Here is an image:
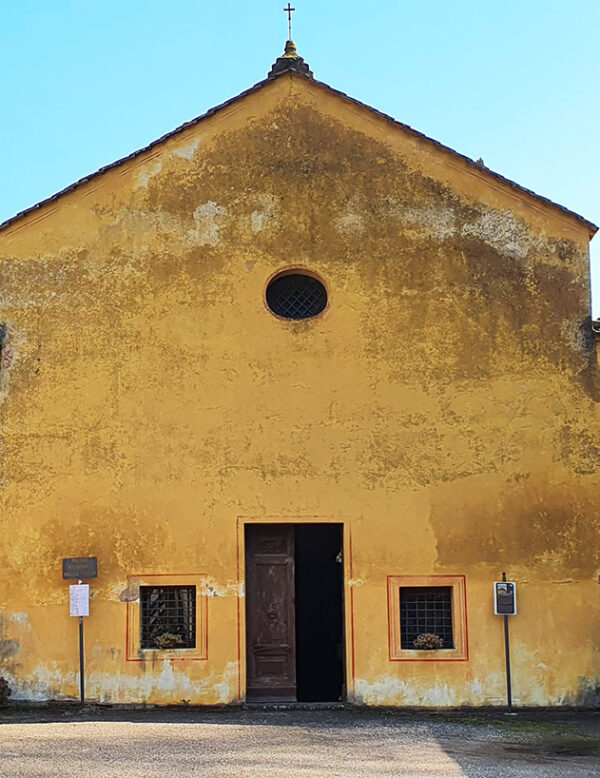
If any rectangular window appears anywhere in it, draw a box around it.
[387,575,468,661]
[400,586,454,649]
[140,585,196,650]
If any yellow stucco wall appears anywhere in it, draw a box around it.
[0,72,598,706]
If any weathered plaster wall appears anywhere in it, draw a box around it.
[0,73,598,706]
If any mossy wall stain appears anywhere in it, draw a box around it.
[0,74,598,706]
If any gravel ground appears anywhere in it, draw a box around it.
[0,707,598,777]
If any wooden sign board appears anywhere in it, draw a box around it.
[62,557,98,580]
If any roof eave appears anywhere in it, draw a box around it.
[306,74,598,238]
[0,69,596,238]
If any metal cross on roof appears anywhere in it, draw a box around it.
[283,3,295,40]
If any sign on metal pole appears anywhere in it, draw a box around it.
[63,557,98,581]
[494,581,517,615]
[69,584,90,617]
[495,573,516,712]
[63,558,97,707]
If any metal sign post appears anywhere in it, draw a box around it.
[494,572,517,712]
[503,597,512,712]
[72,582,88,706]
[79,614,84,705]
[64,558,97,707]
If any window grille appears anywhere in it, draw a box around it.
[266,273,327,319]
[140,585,196,649]
[400,586,453,649]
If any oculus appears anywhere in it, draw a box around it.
[266,272,327,320]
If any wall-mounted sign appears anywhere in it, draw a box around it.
[70,584,90,617]
[62,557,97,580]
[494,581,517,615]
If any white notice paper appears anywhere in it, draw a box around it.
[70,584,90,617]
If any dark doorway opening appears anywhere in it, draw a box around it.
[295,524,344,702]
[245,523,344,703]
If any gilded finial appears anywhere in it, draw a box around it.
[283,40,298,59]
[267,7,313,80]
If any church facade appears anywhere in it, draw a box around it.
[0,43,598,707]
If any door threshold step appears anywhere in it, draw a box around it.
[242,702,347,711]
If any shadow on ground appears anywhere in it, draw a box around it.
[0,706,598,777]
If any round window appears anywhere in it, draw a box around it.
[266,273,327,320]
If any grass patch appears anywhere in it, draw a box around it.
[459,717,600,758]
[505,736,600,758]
[458,716,560,733]
[548,737,600,757]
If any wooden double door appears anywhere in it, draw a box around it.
[245,523,344,702]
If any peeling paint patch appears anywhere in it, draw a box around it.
[119,581,140,602]
[157,657,176,691]
[392,200,456,240]
[200,577,244,598]
[10,612,30,628]
[250,194,277,233]
[0,639,19,660]
[250,212,266,232]
[85,664,235,705]
[335,213,364,235]
[188,201,228,246]
[212,661,239,704]
[173,138,201,160]
[354,675,503,707]
[136,160,163,189]
[560,319,589,355]
[8,665,76,702]
[335,196,365,236]
[460,209,530,259]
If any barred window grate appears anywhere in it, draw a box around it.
[140,585,196,649]
[400,586,453,649]
[266,273,327,319]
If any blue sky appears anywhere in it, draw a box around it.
[1,1,599,314]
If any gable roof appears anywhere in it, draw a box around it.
[1,49,597,237]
